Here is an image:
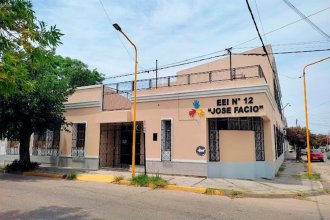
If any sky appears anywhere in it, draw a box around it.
[31,0,330,134]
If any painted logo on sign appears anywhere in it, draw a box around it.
[189,100,205,117]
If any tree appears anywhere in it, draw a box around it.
[0,0,62,96]
[51,55,104,87]
[0,51,104,166]
[0,0,104,168]
[286,127,307,149]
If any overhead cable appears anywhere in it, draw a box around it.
[283,0,330,41]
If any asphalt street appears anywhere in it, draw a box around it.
[1,174,330,220]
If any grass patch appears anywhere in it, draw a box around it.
[295,192,306,200]
[113,175,124,183]
[204,188,223,195]
[300,173,320,180]
[66,173,77,180]
[130,174,168,188]
[278,166,285,172]
[222,190,243,198]
[324,189,330,195]
[292,173,321,181]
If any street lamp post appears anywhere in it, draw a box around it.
[302,56,330,176]
[113,23,138,177]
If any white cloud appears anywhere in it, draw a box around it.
[31,0,330,133]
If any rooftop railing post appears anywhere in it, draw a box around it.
[116,83,119,93]
[209,71,212,82]
[102,84,105,111]
[132,81,134,91]
[168,77,170,87]
[149,79,152,89]
[233,68,236,80]
[187,74,191,85]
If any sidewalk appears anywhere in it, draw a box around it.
[22,153,327,198]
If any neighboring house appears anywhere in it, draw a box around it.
[0,45,287,179]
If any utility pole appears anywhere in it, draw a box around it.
[226,47,233,80]
[296,119,298,127]
[156,59,158,88]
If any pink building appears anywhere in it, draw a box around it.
[0,46,287,179]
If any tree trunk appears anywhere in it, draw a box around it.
[19,131,32,165]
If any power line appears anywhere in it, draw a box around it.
[254,0,267,44]
[234,40,330,49]
[98,0,134,61]
[233,6,330,48]
[233,48,330,56]
[98,0,153,77]
[283,0,330,41]
[104,6,330,80]
[245,0,276,75]
[105,53,229,79]
[105,48,330,79]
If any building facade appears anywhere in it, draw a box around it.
[0,46,287,179]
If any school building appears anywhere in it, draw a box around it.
[0,46,288,179]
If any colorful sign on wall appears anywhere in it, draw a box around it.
[189,100,205,117]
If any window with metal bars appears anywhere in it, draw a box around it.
[33,129,60,156]
[208,117,265,162]
[72,123,86,158]
[161,120,172,161]
[274,125,284,158]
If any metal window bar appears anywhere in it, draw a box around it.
[161,120,172,161]
[208,117,265,162]
[6,140,19,155]
[32,129,60,156]
[72,123,85,158]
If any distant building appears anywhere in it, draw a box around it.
[0,46,286,179]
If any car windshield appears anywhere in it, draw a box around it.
[311,149,321,153]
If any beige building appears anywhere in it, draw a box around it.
[0,46,287,179]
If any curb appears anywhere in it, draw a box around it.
[23,172,65,179]
[76,174,116,183]
[20,172,328,198]
[164,185,209,194]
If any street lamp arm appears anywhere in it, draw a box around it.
[118,30,137,55]
[302,55,330,176]
[303,56,330,76]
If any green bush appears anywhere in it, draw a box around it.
[130,174,168,188]
[149,175,168,188]
[66,173,77,180]
[131,174,150,186]
[5,160,40,172]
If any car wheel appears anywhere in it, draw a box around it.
[321,159,324,162]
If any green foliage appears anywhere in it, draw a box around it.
[130,174,168,188]
[0,1,104,165]
[204,188,223,195]
[0,0,63,95]
[131,174,150,186]
[5,159,40,172]
[66,173,77,180]
[292,173,321,181]
[114,175,124,182]
[50,55,104,88]
[148,175,168,188]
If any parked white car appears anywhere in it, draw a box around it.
[301,148,307,155]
